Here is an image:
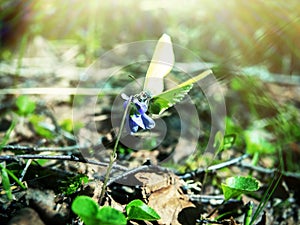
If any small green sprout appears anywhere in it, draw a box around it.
[72,195,126,225]
[29,114,55,139]
[244,201,254,225]
[213,131,236,154]
[71,196,160,225]
[15,96,36,116]
[0,163,27,200]
[0,163,13,200]
[219,176,260,225]
[15,96,55,139]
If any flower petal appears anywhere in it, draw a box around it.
[136,102,148,114]
[131,114,145,129]
[128,117,139,133]
[122,93,155,133]
[141,114,155,129]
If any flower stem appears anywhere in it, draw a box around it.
[99,96,132,204]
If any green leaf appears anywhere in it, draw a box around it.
[71,196,127,225]
[149,69,212,115]
[97,206,127,225]
[72,196,99,225]
[213,131,236,153]
[126,199,160,221]
[59,118,73,132]
[149,83,193,115]
[225,117,243,146]
[15,96,36,116]
[0,164,13,200]
[29,114,55,139]
[223,134,236,150]
[4,167,27,190]
[221,176,260,201]
[213,131,224,154]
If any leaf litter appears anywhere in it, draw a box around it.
[0,36,300,225]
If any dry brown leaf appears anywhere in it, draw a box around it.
[148,185,196,225]
[134,171,196,225]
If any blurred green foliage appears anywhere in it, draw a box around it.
[1,0,300,73]
[29,114,55,139]
[15,96,36,116]
[1,0,300,171]
[59,174,88,195]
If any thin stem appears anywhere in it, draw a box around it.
[0,118,16,150]
[99,96,132,204]
[250,172,282,225]
[206,200,225,218]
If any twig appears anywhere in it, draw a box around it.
[196,218,225,224]
[178,154,250,180]
[206,200,225,218]
[107,154,250,186]
[189,194,224,203]
[240,162,275,174]
[241,162,300,179]
[207,154,249,171]
[19,159,32,182]
[2,144,81,152]
[0,154,128,171]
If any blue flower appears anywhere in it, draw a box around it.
[122,93,155,134]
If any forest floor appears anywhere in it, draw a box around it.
[1,36,300,225]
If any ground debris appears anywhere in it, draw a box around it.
[7,207,45,225]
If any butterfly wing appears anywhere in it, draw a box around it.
[143,34,174,96]
[149,69,213,115]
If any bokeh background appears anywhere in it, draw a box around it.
[1,0,300,170]
[1,0,300,74]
